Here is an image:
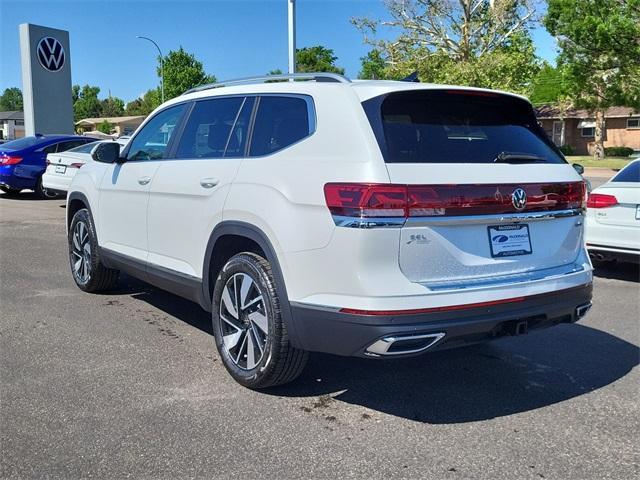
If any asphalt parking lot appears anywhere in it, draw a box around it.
[1,188,638,479]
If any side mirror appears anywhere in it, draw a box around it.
[92,142,121,164]
[572,163,584,175]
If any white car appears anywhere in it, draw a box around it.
[65,73,593,388]
[586,159,640,264]
[43,141,120,194]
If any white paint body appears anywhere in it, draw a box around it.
[67,80,593,311]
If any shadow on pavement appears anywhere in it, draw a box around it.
[112,273,638,424]
[593,261,639,283]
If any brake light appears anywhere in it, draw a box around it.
[69,163,83,169]
[587,193,618,208]
[324,182,586,219]
[0,155,23,165]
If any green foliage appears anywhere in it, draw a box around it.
[359,50,387,80]
[530,63,565,105]
[159,47,216,100]
[73,85,102,121]
[604,147,634,158]
[100,97,125,117]
[125,89,161,116]
[545,0,640,158]
[295,46,345,74]
[97,119,113,134]
[353,1,540,95]
[0,87,23,111]
[558,145,575,156]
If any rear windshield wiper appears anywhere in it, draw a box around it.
[494,152,545,163]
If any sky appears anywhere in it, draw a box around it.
[0,0,559,104]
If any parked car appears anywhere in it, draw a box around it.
[586,159,640,265]
[65,73,593,388]
[43,140,121,195]
[0,134,96,198]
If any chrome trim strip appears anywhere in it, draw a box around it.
[365,333,446,356]
[424,262,586,291]
[405,209,583,227]
[331,215,405,229]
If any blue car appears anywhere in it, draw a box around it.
[0,134,96,198]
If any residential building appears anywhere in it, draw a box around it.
[0,111,25,140]
[536,106,640,155]
[75,115,146,137]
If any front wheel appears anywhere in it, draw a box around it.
[212,252,308,389]
[68,208,119,292]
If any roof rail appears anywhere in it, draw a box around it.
[182,72,351,95]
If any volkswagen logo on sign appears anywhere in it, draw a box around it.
[511,188,527,211]
[37,37,65,72]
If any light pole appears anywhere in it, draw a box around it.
[288,0,296,74]
[136,36,164,104]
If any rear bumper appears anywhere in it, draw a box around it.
[587,244,640,263]
[289,283,593,357]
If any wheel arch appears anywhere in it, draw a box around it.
[67,191,92,232]
[202,221,302,348]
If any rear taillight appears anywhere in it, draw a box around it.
[324,182,586,220]
[587,193,618,208]
[0,155,23,165]
[69,163,83,169]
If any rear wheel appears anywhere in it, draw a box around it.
[212,252,308,389]
[35,176,59,199]
[0,186,21,196]
[68,208,119,292]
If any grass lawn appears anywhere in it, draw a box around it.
[565,156,634,170]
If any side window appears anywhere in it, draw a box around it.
[225,97,255,157]
[127,104,186,161]
[175,97,246,159]
[42,143,58,154]
[249,96,310,156]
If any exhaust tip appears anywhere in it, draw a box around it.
[365,332,445,357]
[576,302,592,319]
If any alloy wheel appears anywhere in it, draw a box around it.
[71,221,91,283]
[218,273,269,370]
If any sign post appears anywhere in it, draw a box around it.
[19,23,74,135]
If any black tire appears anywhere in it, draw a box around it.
[212,252,308,389]
[35,176,59,199]
[68,208,119,292]
[0,186,21,196]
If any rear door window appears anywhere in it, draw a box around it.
[365,90,565,164]
[176,97,248,159]
[249,96,311,156]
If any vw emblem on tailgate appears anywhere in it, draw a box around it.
[511,188,527,211]
[37,37,65,72]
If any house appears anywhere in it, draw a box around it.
[75,115,146,137]
[536,105,640,155]
[0,111,25,140]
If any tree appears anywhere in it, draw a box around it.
[0,87,23,111]
[97,119,113,134]
[160,47,216,100]
[73,85,102,121]
[100,97,125,117]
[529,63,565,105]
[125,89,161,116]
[295,46,345,74]
[545,0,640,159]
[352,0,540,94]
[359,49,387,79]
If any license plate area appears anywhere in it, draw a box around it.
[488,224,532,258]
[55,165,66,174]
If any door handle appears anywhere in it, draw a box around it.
[200,178,220,189]
[138,176,151,185]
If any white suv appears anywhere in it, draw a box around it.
[66,73,593,388]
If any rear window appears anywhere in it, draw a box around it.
[365,90,564,164]
[0,136,41,150]
[68,141,101,153]
[611,160,639,182]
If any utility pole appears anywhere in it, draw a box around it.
[288,0,296,74]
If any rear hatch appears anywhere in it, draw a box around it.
[363,89,586,289]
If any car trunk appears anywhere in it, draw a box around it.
[363,88,586,288]
[592,183,640,228]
